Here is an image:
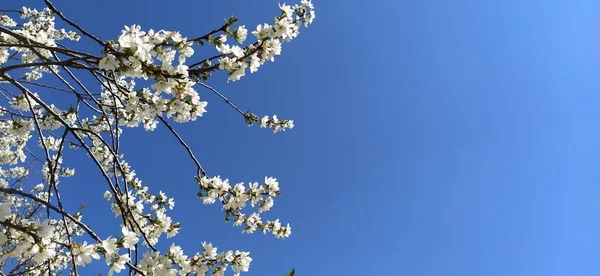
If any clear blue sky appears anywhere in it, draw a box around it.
[10,0,600,275]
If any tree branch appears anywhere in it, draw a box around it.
[43,0,106,47]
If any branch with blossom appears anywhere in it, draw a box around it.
[0,1,314,275]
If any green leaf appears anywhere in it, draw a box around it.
[286,268,296,276]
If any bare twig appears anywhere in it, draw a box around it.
[196,82,245,116]
[43,0,106,47]
[157,116,207,176]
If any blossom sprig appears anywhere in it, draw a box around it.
[259,115,294,133]
[196,175,292,239]
[101,158,181,246]
[244,112,294,133]
[209,0,316,82]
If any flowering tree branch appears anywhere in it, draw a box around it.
[0,1,315,275]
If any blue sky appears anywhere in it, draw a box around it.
[8,0,600,275]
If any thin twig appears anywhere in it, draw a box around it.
[157,115,207,176]
[196,82,245,116]
[43,0,106,47]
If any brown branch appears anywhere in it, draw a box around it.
[189,41,264,76]
[0,42,99,60]
[196,82,245,116]
[188,53,224,69]
[43,0,106,47]
[0,58,86,73]
[18,79,97,98]
[0,26,99,60]
[157,116,207,177]
[189,22,230,43]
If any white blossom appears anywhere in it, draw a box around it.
[108,254,130,276]
[235,25,248,43]
[121,226,139,249]
[101,237,119,257]
[202,241,218,259]
[73,241,100,267]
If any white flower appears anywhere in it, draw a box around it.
[265,177,279,196]
[101,237,118,257]
[235,25,248,43]
[108,254,130,276]
[232,251,252,275]
[180,44,194,57]
[104,191,112,200]
[118,24,143,49]
[166,226,179,238]
[301,0,315,9]
[249,54,261,73]
[260,116,269,127]
[228,63,247,82]
[217,34,227,44]
[24,69,43,81]
[266,39,282,60]
[33,245,56,264]
[274,17,298,41]
[277,223,292,239]
[259,197,274,213]
[37,220,54,238]
[230,46,245,58]
[279,3,294,17]
[271,219,281,232]
[252,23,273,39]
[202,241,217,259]
[306,9,316,25]
[73,241,100,267]
[0,48,9,65]
[99,54,118,71]
[0,15,17,27]
[121,226,139,249]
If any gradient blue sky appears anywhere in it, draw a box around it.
[8,0,600,275]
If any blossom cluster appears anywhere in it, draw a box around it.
[197,176,292,239]
[261,115,295,133]
[0,7,80,80]
[217,0,315,81]
[98,26,208,129]
[244,112,294,133]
